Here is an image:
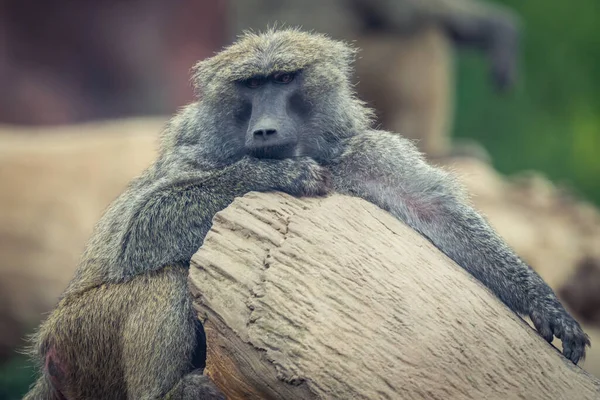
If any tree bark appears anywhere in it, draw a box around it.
[189,192,600,400]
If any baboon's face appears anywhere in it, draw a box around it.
[235,70,311,159]
[193,29,368,163]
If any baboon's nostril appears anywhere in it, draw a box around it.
[253,129,277,139]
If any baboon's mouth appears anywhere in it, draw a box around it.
[247,142,297,160]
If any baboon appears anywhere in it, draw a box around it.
[25,29,588,400]
[229,0,521,158]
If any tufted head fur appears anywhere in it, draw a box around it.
[160,28,374,166]
[192,27,356,97]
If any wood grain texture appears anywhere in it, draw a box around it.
[189,192,600,399]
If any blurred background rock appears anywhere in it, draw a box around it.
[0,0,599,398]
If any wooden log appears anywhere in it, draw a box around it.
[189,192,600,399]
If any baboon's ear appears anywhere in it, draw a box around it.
[190,59,214,95]
[338,42,358,66]
[328,40,359,78]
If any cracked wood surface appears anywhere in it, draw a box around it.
[194,192,599,398]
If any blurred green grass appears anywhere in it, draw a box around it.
[0,355,35,400]
[454,0,600,204]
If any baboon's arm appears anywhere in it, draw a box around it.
[331,131,589,364]
[351,0,520,89]
[353,0,519,41]
[115,157,329,278]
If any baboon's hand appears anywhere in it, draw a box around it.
[188,374,226,400]
[270,157,332,197]
[530,305,590,364]
[167,371,226,400]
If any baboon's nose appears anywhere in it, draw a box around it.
[253,128,278,140]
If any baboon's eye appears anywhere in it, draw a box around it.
[245,77,264,89]
[273,72,295,84]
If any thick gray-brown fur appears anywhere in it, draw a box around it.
[25,28,587,400]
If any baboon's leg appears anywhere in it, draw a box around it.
[122,267,223,399]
